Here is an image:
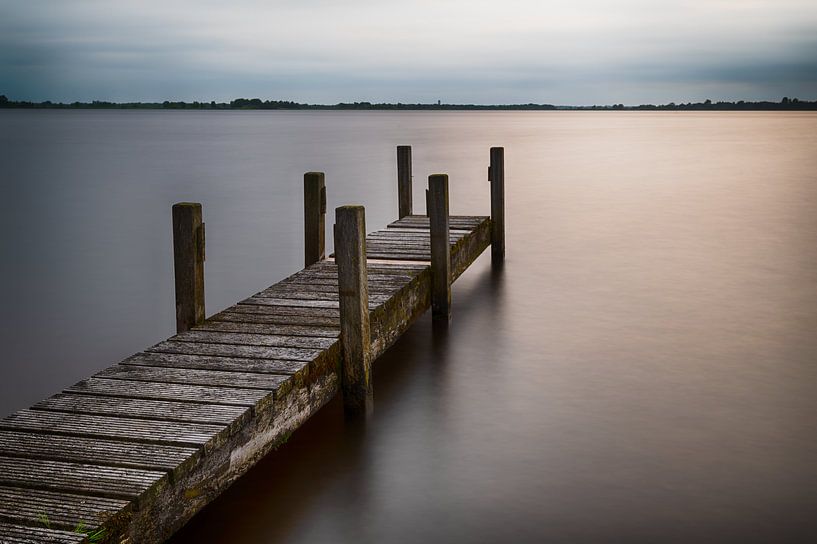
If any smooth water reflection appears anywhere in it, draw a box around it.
[2,111,816,542]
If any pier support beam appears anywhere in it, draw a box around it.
[172,202,205,333]
[334,205,373,417]
[397,145,412,219]
[304,172,326,267]
[428,174,451,320]
[489,147,505,266]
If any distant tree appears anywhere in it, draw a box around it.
[0,95,8,105]
[782,97,790,104]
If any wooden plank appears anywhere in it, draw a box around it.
[147,340,322,362]
[240,297,385,311]
[263,279,409,295]
[240,297,340,309]
[0,486,130,531]
[194,321,339,337]
[209,309,340,328]
[122,352,307,375]
[382,226,471,235]
[0,430,196,472]
[250,290,396,303]
[96,365,288,391]
[67,378,269,407]
[0,522,87,544]
[0,456,166,501]
[1,409,223,448]
[33,393,247,425]
[172,330,337,350]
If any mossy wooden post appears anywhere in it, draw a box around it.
[428,174,451,320]
[489,147,505,266]
[172,202,205,333]
[304,172,326,267]
[334,205,373,416]
[397,145,412,218]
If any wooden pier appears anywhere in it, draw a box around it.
[0,147,505,544]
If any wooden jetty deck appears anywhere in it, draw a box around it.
[0,147,505,544]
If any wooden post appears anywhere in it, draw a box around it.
[427,174,451,320]
[334,205,373,416]
[397,145,412,218]
[172,202,205,333]
[489,147,505,266]
[304,172,326,267]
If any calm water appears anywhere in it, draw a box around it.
[1,111,816,542]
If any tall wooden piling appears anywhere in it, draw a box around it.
[428,174,451,320]
[334,205,373,416]
[489,147,505,266]
[304,172,326,267]
[172,202,205,333]
[397,145,412,218]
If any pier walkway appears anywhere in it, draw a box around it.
[0,147,504,544]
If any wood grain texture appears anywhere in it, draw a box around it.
[0,456,166,502]
[3,206,493,544]
[334,205,373,417]
[0,486,130,531]
[304,172,326,267]
[397,145,412,218]
[490,147,505,265]
[0,522,88,543]
[0,430,197,472]
[172,203,205,333]
[428,175,451,320]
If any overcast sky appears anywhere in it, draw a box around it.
[1,0,816,105]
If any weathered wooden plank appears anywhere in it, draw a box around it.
[209,311,340,327]
[0,486,130,531]
[67,378,269,407]
[33,393,247,425]
[172,330,337,350]
[97,365,288,391]
[240,297,340,309]
[262,279,409,295]
[382,226,471,235]
[392,214,484,224]
[217,303,340,319]
[251,289,396,303]
[194,321,339,337]
[0,456,166,501]
[147,340,321,362]
[0,430,196,472]
[122,352,307,375]
[279,274,411,286]
[1,409,223,448]
[0,522,87,544]
[450,216,492,282]
[366,253,431,261]
[240,297,385,311]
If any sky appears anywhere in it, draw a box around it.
[1,0,816,105]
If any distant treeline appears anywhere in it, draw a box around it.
[1,94,815,111]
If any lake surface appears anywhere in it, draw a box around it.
[1,111,816,542]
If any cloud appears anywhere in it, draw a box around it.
[1,0,815,103]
